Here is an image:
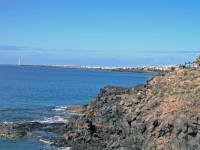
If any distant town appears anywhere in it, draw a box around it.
[14,64,179,73]
[12,56,199,73]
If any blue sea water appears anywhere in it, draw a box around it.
[0,65,155,150]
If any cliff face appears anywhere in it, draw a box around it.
[1,68,200,150]
[62,68,200,150]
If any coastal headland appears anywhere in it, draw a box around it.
[0,66,200,149]
[15,64,179,73]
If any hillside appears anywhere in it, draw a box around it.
[63,68,200,150]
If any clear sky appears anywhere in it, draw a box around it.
[0,0,200,66]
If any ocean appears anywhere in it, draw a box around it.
[0,65,155,150]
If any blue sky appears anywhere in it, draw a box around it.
[0,0,200,66]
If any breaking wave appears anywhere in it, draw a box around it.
[36,116,68,124]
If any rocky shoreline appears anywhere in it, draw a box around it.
[0,68,200,150]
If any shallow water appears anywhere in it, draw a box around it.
[0,65,155,149]
[0,137,58,150]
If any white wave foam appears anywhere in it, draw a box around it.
[39,139,52,145]
[52,106,82,115]
[38,116,68,124]
[59,147,71,150]
[52,106,67,112]
[3,121,13,125]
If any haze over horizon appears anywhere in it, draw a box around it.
[0,0,200,66]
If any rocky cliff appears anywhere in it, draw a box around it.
[1,68,200,150]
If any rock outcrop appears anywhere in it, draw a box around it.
[1,68,200,150]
